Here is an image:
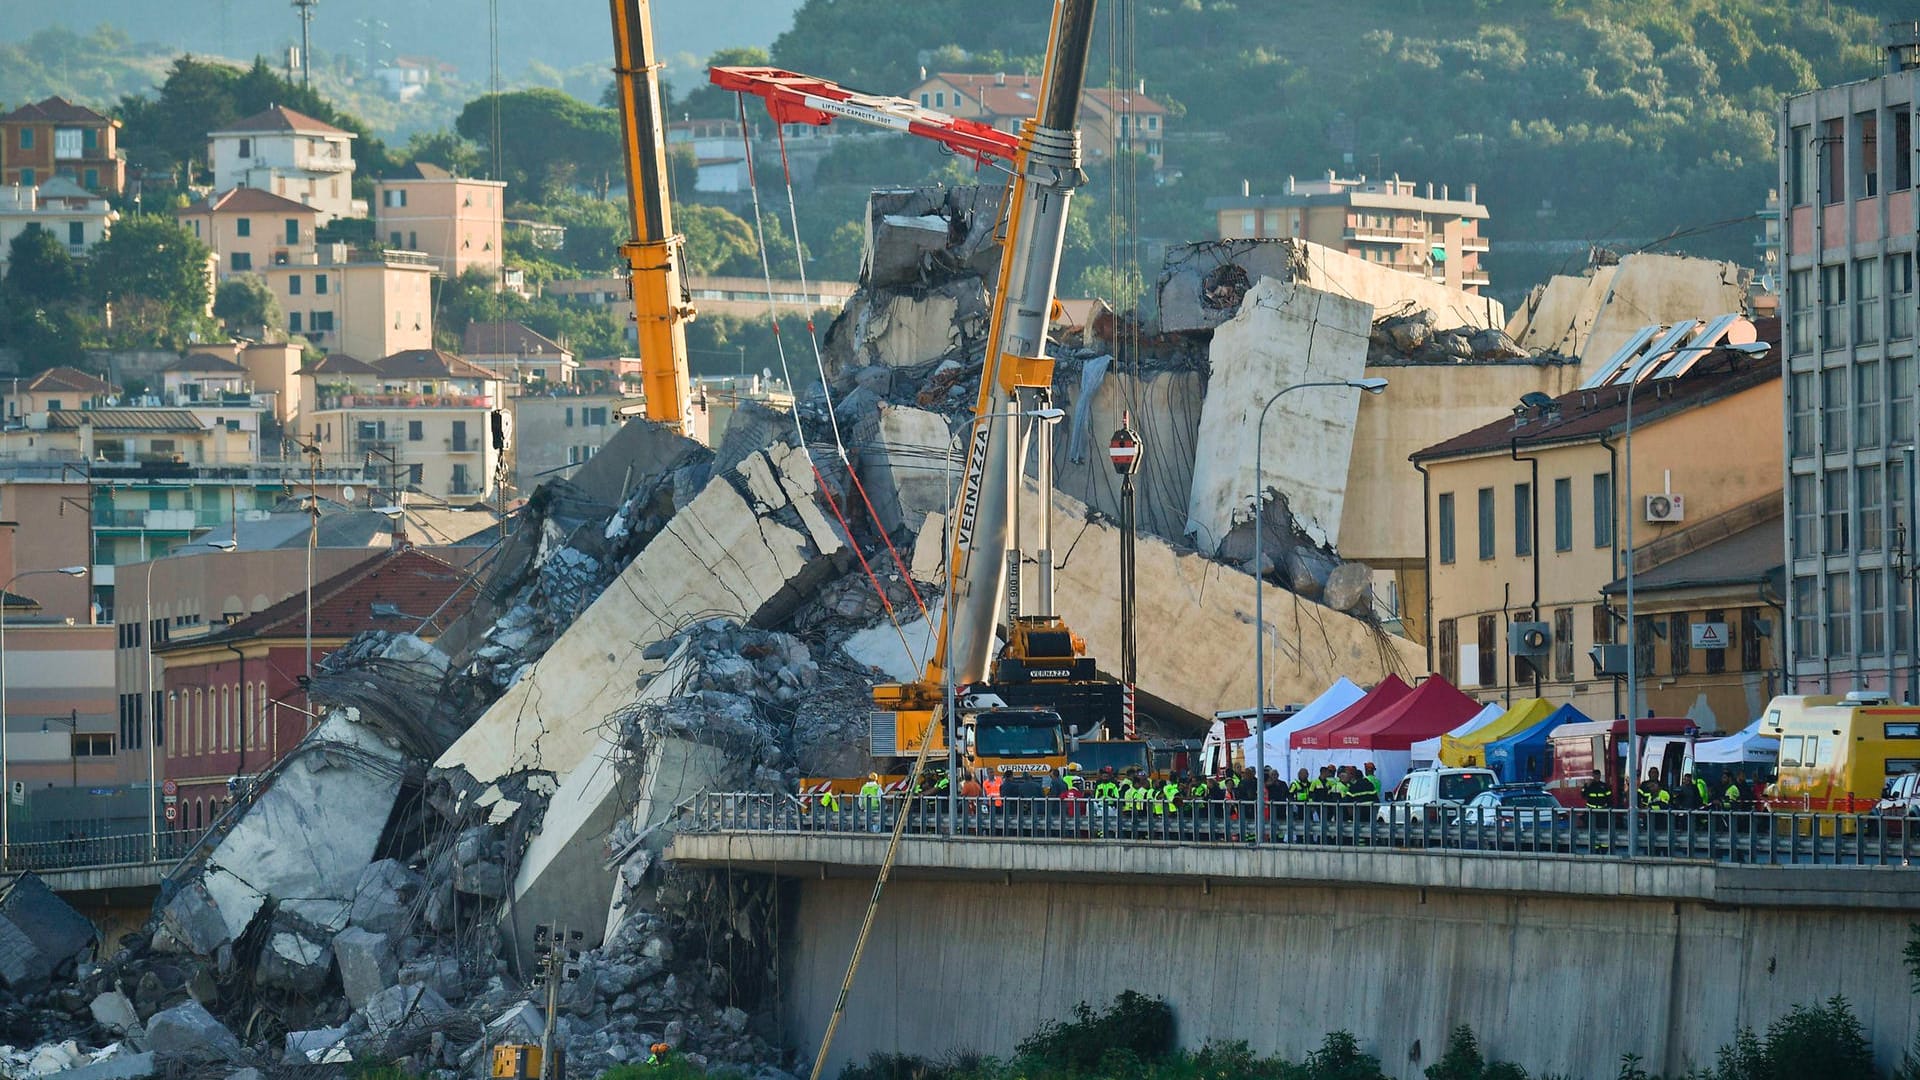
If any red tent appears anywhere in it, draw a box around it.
[1332,674,1480,750]
[1290,674,1412,749]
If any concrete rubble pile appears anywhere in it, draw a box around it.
[1368,305,1528,364]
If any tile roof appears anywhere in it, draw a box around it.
[462,321,568,357]
[24,367,115,395]
[172,547,474,645]
[166,353,247,374]
[211,106,352,138]
[301,354,379,376]
[1601,518,1784,595]
[1410,355,1779,463]
[387,162,452,180]
[45,409,207,434]
[181,186,319,216]
[378,349,498,382]
[0,97,113,125]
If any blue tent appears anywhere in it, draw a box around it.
[1484,703,1591,783]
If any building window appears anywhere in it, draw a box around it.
[1895,108,1914,191]
[1791,371,1817,459]
[1513,482,1532,557]
[1857,111,1880,198]
[82,167,97,190]
[1592,473,1613,548]
[285,218,300,244]
[67,221,84,247]
[1794,576,1819,660]
[390,231,403,248]
[564,407,574,427]
[1828,570,1853,656]
[237,137,251,157]
[17,128,32,150]
[288,312,302,334]
[1892,255,1914,341]
[1740,608,1764,672]
[1894,357,1915,447]
[1860,465,1884,552]
[1821,264,1848,350]
[1826,467,1851,554]
[452,464,471,493]
[72,733,113,757]
[585,407,608,425]
[316,274,328,295]
[1553,607,1574,682]
[408,231,417,249]
[1477,487,1495,560]
[289,275,302,296]
[1823,366,1850,451]
[1703,608,1728,675]
[1857,360,1882,449]
[408,420,423,441]
[231,252,252,272]
[1789,269,1815,355]
[236,217,251,238]
[1821,117,1844,206]
[1635,615,1658,676]
[1857,258,1881,346]
[311,311,333,332]
[1438,618,1457,684]
[1862,567,1887,656]
[408,463,424,485]
[1791,472,1817,557]
[1476,614,1497,688]
[1551,478,1573,552]
[1667,612,1691,676]
[1437,492,1455,565]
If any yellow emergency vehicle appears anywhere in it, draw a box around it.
[1759,693,1920,818]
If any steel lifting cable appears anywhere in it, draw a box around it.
[769,121,932,626]
[734,95,922,670]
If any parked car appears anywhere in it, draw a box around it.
[1377,767,1497,825]
[1453,784,1569,847]
[1867,771,1920,837]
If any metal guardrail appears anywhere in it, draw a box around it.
[683,794,1920,867]
[2,829,202,875]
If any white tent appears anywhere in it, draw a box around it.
[1409,703,1503,768]
[1695,719,1778,765]
[1241,677,1367,779]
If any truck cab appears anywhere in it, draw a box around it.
[961,702,1067,774]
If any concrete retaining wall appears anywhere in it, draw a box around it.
[776,870,1920,1079]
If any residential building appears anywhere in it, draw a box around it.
[207,106,363,222]
[237,342,309,430]
[577,356,647,394]
[1208,172,1492,294]
[152,547,474,826]
[373,162,506,277]
[906,73,1169,170]
[176,186,319,278]
[544,273,855,340]
[1780,31,1920,698]
[666,118,750,193]
[509,393,628,491]
[261,245,436,359]
[376,56,452,102]
[1411,349,1783,730]
[463,320,577,391]
[2,366,115,420]
[303,349,504,504]
[0,179,117,271]
[0,96,126,196]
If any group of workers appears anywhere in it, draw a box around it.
[1581,770,1753,811]
[818,761,1388,818]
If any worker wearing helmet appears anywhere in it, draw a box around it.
[647,1042,671,1066]
[858,773,883,811]
[1062,762,1083,790]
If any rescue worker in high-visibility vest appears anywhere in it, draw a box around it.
[1349,763,1381,803]
[1290,768,1314,802]
[982,770,1004,809]
[1162,774,1184,814]
[1093,769,1122,804]
[858,773,883,811]
[1637,770,1665,808]
[1062,763,1083,791]
[1720,774,1746,810]
[647,1042,671,1067]
[818,787,841,816]
[1583,774,1612,809]
[1690,772,1711,810]
[1123,774,1149,814]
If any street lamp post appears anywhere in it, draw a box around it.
[0,565,88,866]
[1623,341,1768,857]
[940,406,1066,829]
[1250,378,1388,836]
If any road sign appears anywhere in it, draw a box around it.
[8,781,21,807]
[1692,622,1728,650]
[164,804,177,822]
[161,779,178,797]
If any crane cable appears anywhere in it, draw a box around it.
[734,94,924,671]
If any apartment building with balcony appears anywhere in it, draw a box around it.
[1780,26,1920,698]
[1209,172,1492,294]
[2,366,115,421]
[176,186,319,278]
[0,179,117,272]
[208,106,363,222]
[0,96,126,196]
[261,246,435,359]
[373,162,505,278]
[463,320,576,391]
[303,349,504,504]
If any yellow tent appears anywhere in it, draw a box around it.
[1440,698,1554,767]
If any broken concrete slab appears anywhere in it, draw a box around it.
[331,927,397,1011]
[196,709,409,948]
[90,990,143,1037]
[436,440,847,785]
[144,999,242,1059]
[155,881,234,957]
[1049,359,1204,545]
[1010,485,1426,725]
[53,1050,155,1080]
[1185,276,1372,553]
[858,405,954,535]
[0,872,96,992]
[254,912,332,995]
[284,1026,350,1064]
[360,983,452,1038]
[862,185,1002,290]
[397,956,462,1002]
[347,859,421,934]
[1506,252,1749,364]
[1157,238,1501,335]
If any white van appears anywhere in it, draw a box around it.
[1377,767,1497,825]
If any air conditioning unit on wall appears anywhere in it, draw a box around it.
[1645,493,1686,523]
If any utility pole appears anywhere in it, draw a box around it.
[292,0,318,88]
